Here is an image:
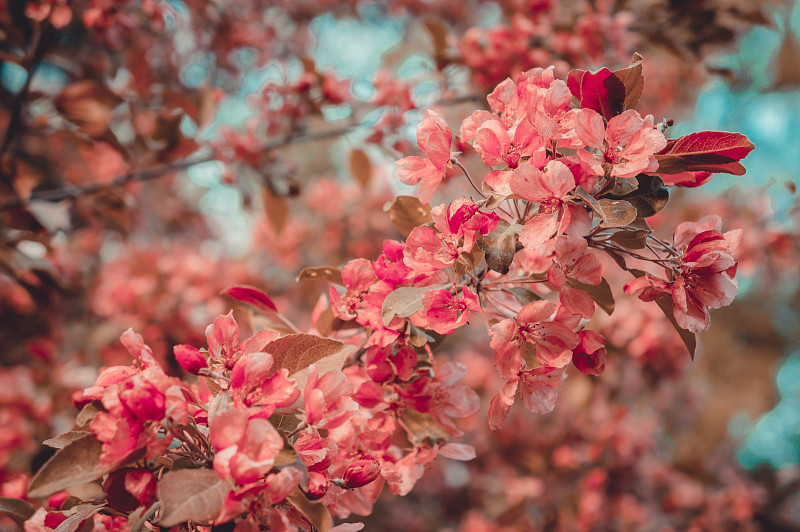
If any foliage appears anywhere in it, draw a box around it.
[1,0,799,531]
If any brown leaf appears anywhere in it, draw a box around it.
[287,488,332,532]
[314,308,362,337]
[54,504,105,532]
[568,278,615,315]
[477,219,522,274]
[262,187,289,234]
[385,196,432,238]
[774,32,800,90]
[75,402,101,428]
[425,20,452,68]
[573,186,602,217]
[350,149,371,188]
[265,334,355,395]
[196,85,218,128]
[28,433,114,498]
[402,409,450,444]
[609,230,649,250]
[157,469,232,527]
[604,174,669,218]
[0,497,35,526]
[655,295,697,360]
[43,432,91,450]
[612,53,644,110]
[296,266,343,286]
[161,89,199,122]
[54,81,121,136]
[28,200,71,232]
[504,286,542,306]
[598,199,637,227]
[483,194,507,210]
[381,286,429,326]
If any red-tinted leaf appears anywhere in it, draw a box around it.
[567,69,585,100]
[579,68,625,120]
[157,469,232,527]
[658,171,712,187]
[612,53,644,110]
[656,131,754,175]
[221,285,278,313]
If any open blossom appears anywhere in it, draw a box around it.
[572,330,608,375]
[548,235,604,319]
[474,117,540,170]
[624,215,741,333]
[396,111,454,204]
[422,287,481,335]
[437,198,500,252]
[330,258,375,322]
[210,409,284,485]
[488,365,568,430]
[75,330,193,467]
[574,108,667,178]
[511,159,583,249]
[489,299,580,377]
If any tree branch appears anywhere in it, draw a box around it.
[0,94,483,212]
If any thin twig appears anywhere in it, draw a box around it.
[1,23,51,179]
[1,95,481,212]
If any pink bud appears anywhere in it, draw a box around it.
[307,471,329,500]
[342,455,381,489]
[173,344,207,375]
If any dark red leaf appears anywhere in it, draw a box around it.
[221,285,278,313]
[656,131,754,175]
[567,69,585,100]
[579,68,625,120]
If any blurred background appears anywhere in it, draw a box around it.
[1,0,799,530]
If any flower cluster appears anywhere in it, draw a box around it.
[10,59,757,531]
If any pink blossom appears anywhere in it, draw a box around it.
[572,330,608,375]
[329,258,375,321]
[574,108,667,178]
[547,235,603,318]
[510,160,578,249]
[490,299,580,375]
[422,287,481,335]
[396,111,454,204]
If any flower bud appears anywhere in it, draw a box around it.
[173,344,207,375]
[342,455,381,489]
[307,471,329,500]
